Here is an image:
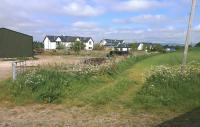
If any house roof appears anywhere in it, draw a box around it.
[59,36,78,42]
[79,37,93,43]
[45,35,93,43]
[117,43,131,48]
[45,35,92,43]
[46,36,58,42]
[103,39,124,47]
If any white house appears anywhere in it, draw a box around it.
[137,43,144,51]
[100,39,125,50]
[43,35,94,50]
[137,43,154,51]
[100,39,131,51]
[115,43,131,52]
[100,39,124,47]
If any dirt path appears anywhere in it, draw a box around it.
[0,104,162,127]
[0,61,12,81]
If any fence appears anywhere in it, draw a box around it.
[12,61,26,80]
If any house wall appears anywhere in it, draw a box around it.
[44,37,94,50]
[116,48,128,51]
[56,37,61,42]
[137,43,144,50]
[85,39,94,50]
[122,48,128,51]
[62,42,71,49]
[44,37,56,50]
[0,28,33,58]
[100,40,107,46]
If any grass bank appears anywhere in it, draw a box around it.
[133,64,200,111]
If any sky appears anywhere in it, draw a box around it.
[0,0,200,44]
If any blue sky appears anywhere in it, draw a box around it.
[0,0,200,44]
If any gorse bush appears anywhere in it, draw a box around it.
[134,63,200,110]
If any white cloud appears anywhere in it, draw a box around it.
[113,14,166,24]
[72,21,98,29]
[114,0,162,11]
[133,30,144,34]
[147,28,153,32]
[167,26,175,31]
[194,24,200,31]
[63,2,104,16]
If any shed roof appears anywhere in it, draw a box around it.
[0,28,32,37]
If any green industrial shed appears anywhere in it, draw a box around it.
[0,28,33,58]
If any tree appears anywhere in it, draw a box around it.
[195,42,200,47]
[71,40,85,54]
[130,43,138,51]
[152,44,165,52]
[33,41,44,50]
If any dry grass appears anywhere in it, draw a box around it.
[0,104,166,127]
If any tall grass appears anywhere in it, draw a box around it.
[5,55,151,104]
[134,63,200,111]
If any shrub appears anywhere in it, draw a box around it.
[93,43,105,50]
[151,44,165,53]
[195,42,200,47]
[71,41,85,54]
[130,43,138,51]
[56,43,66,50]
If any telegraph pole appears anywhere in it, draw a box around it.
[182,0,196,69]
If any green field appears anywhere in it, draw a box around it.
[0,48,200,126]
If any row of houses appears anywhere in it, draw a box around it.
[44,36,133,51]
[44,35,160,52]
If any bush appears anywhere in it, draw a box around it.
[134,63,200,110]
[33,41,44,50]
[56,43,66,50]
[93,43,105,50]
[130,43,138,51]
[71,41,85,54]
[151,44,165,52]
[195,42,200,47]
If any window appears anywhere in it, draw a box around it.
[56,41,61,45]
[89,47,92,49]
[89,41,92,45]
